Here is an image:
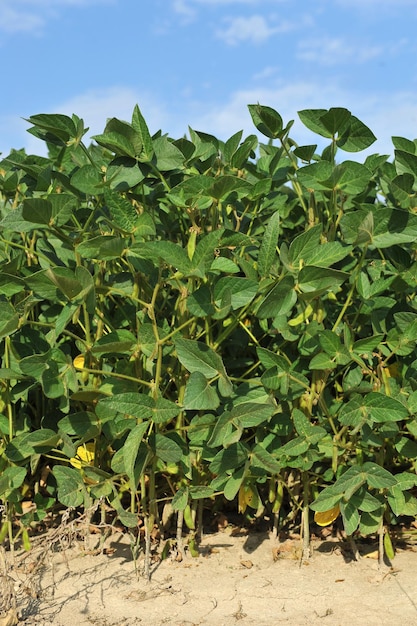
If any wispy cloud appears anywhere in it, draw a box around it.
[336,0,415,6]
[216,14,293,45]
[2,86,169,156]
[252,66,280,81]
[0,0,113,34]
[172,0,286,22]
[181,82,417,158]
[54,86,169,137]
[297,38,384,65]
[3,81,417,160]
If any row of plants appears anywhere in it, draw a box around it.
[0,104,416,565]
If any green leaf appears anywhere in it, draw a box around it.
[0,466,26,497]
[278,436,309,457]
[42,362,66,399]
[304,242,352,268]
[123,422,150,487]
[183,372,220,410]
[224,465,246,501]
[131,104,154,162]
[229,401,275,428]
[104,188,137,233]
[257,275,296,319]
[154,434,183,463]
[111,498,139,527]
[71,165,103,194]
[192,229,224,275]
[92,131,137,158]
[44,267,83,300]
[251,444,282,474]
[258,211,280,277]
[337,115,376,152]
[209,442,248,475]
[58,412,100,438]
[333,161,372,194]
[176,337,228,379]
[364,393,409,423]
[340,500,360,535]
[213,277,258,310]
[392,136,416,154]
[363,462,397,488]
[141,241,192,275]
[320,108,351,135]
[209,175,252,201]
[172,486,189,511]
[53,466,86,507]
[186,285,215,317]
[359,510,384,535]
[103,117,142,155]
[207,412,236,448]
[248,104,283,139]
[293,144,318,162]
[153,135,185,170]
[394,149,417,177]
[309,353,337,370]
[96,393,154,422]
[292,409,326,443]
[287,224,322,268]
[91,329,137,356]
[189,485,215,499]
[298,109,333,138]
[76,235,125,260]
[231,134,258,168]
[152,397,181,424]
[22,198,52,224]
[349,487,382,512]
[107,157,145,191]
[25,113,77,143]
[298,266,349,298]
[0,274,25,297]
[0,301,19,340]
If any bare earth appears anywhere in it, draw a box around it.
[3,528,417,626]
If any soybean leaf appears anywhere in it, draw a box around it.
[53,466,86,508]
[123,422,150,487]
[258,211,280,277]
[131,104,154,162]
[176,337,228,380]
[248,104,283,139]
[183,372,220,410]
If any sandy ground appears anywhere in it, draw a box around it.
[2,527,417,626]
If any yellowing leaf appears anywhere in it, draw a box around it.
[70,442,95,469]
[314,504,340,526]
[238,484,260,513]
[387,362,400,378]
[384,530,395,560]
[73,354,85,370]
[238,485,247,514]
[288,304,313,326]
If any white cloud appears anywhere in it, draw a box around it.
[54,86,169,137]
[5,86,170,156]
[216,14,292,45]
[172,0,196,20]
[0,0,113,34]
[297,38,383,66]
[253,66,280,81]
[3,82,417,162]
[336,0,415,5]
[181,83,417,159]
[0,5,43,33]
[172,0,286,22]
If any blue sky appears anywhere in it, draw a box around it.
[1,0,417,158]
